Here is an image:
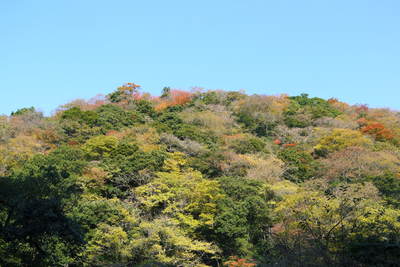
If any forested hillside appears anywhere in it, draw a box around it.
[1,83,400,266]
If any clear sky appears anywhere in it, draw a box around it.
[1,0,399,115]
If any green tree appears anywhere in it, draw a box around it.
[11,106,37,116]
[99,142,166,197]
[0,146,86,266]
[284,94,341,128]
[213,176,273,260]
[278,147,318,182]
[160,86,171,99]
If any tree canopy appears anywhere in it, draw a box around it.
[1,85,400,266]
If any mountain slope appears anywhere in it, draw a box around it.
[1,83,400,266]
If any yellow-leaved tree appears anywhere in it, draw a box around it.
[314,128,372,156]
[134,152,222,265]
[272,182,400,266]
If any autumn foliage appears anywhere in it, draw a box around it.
[117,82,141,99]
[224,256,256,267]
[2,84,400,267]
[155,89,192,111]
[361,122,394,141]
[282,143,296,148]
[273,139,282,145]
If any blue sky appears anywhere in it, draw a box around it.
[1,0,399,115]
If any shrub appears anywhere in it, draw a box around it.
[159,133,206,156]
[230,137,266,154]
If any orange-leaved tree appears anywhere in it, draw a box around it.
[108,83,142,104]
[155,89,192,111]
[361,122,394,141]
[224,256,256,267]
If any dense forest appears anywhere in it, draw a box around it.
[1,83,400,266]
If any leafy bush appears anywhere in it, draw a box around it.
[230,137,266,154]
